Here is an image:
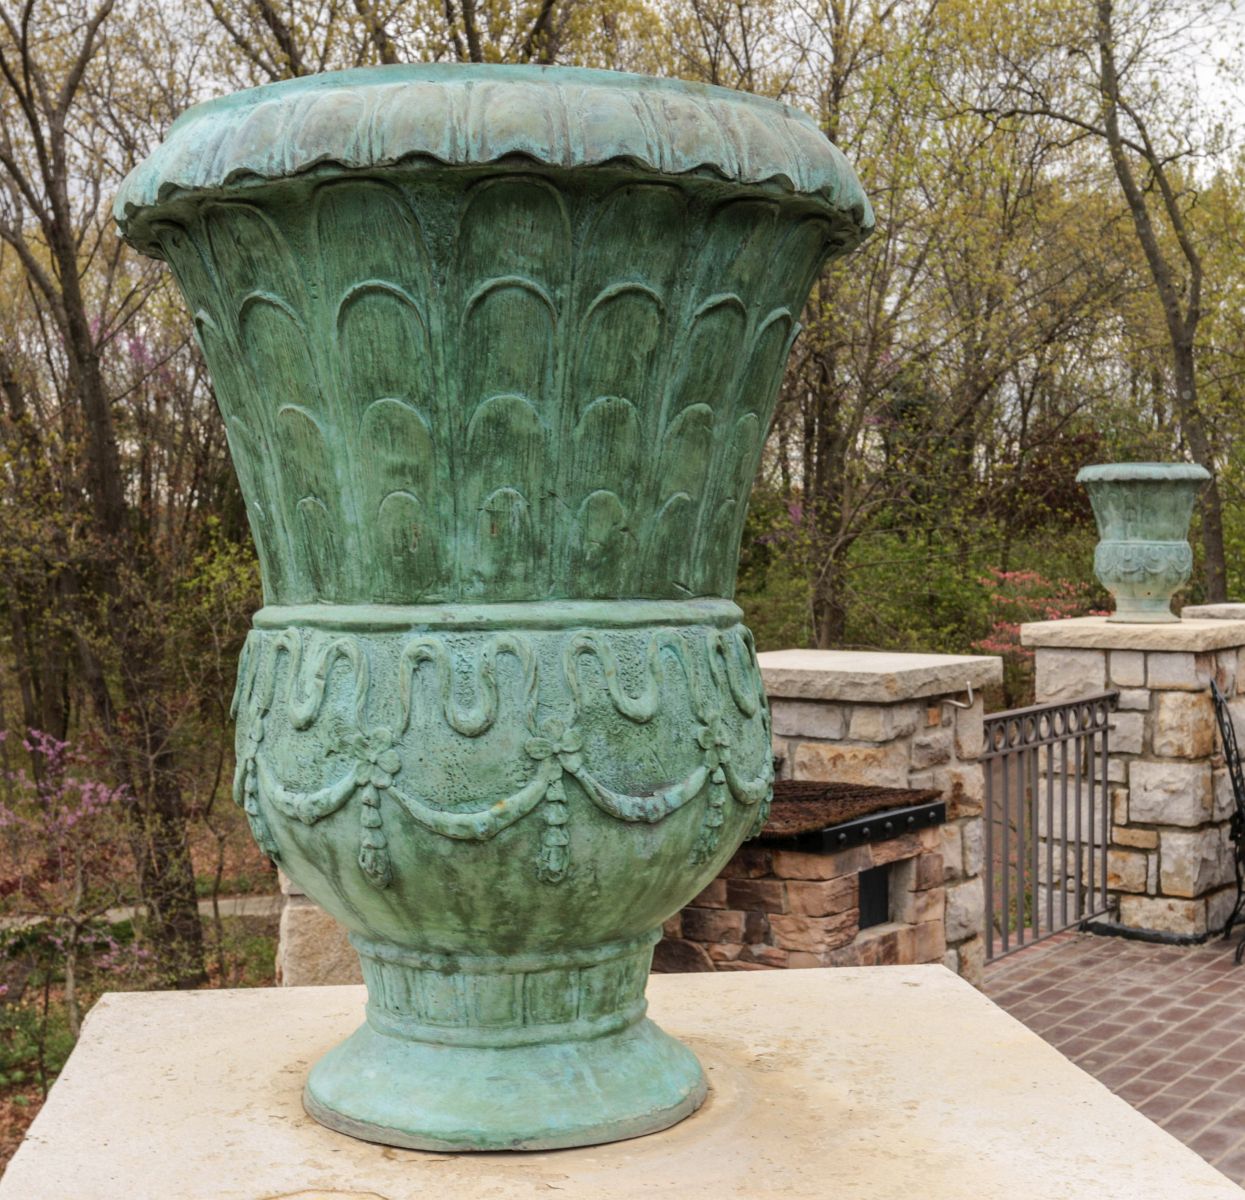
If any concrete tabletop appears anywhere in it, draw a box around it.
[2,966,1240,1199]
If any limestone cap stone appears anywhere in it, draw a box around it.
[114,64,875,254]
[1022,615,1245,651]
[1181,604,1245,620]
[5,970,1238,1200]
[759,649,1002,703]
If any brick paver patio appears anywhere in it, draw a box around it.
[986,931,1245,1185]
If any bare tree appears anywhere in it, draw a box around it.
[0,0,208,985]
[971,0,1234,600]
[201,0,585,79]
[1094,0,1224,598]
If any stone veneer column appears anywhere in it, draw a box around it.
[759,650,1003,985]
[275,871,360,987]
[1021,615,1245,939]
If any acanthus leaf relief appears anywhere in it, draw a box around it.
[158,172,840,607]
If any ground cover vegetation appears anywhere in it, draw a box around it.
[0,0,1240,1160]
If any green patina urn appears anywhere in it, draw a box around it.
[115,64,872,1150]
[1078,463,1210,623]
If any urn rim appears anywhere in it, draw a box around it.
[1076,461,1211,485]
[114,63,874,249]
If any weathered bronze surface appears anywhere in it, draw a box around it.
[116,63,872,1150]
[1078,463,1210,623]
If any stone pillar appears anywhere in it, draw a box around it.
[1022,616,1245,939]
[759,650,1002,985]
[275,872,360,987]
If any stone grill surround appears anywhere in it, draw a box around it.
[656,822,948,974]
[1021,616,1245,939]
[657,650,1001,986]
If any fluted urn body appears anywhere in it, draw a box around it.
[1078,463,1210,623]
[116,64,872,1150]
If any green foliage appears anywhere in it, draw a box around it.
[222,922,278,988]
[0,997,74,1094]
[735,485,813,651]
[841,531,995,654]
[737,475,1105,706]
[192,873,271,899]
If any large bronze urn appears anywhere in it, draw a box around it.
[115,64,872,1151]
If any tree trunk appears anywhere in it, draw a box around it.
[132,791,206,989]
[1173,344,1227,601]
[813,556,849,649]
[1095,0,1225,601]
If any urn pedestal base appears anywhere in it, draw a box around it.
[1094,539,1192,624]
[238,600,771,1152]
[303,930,706,1150]
[1105,599,1182,624]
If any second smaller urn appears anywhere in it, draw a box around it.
[1078,462,1210,623]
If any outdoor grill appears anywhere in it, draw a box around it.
[759,779,946,848]
[657,776,951,972]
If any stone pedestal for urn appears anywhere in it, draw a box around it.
[7,972,1243,1200]
[1077,463,1210,623]
[114,65,872,1150]
[1022,616,1245,939]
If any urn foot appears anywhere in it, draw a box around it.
[303,930,708,1150]
[1106,599,1181,624]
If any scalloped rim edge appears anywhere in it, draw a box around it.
[113,65,875,252]
[115,148,874,253]
[1077,462,1211,483]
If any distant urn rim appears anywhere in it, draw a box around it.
[1077,462,1211,484]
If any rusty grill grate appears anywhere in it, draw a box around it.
[760,780,943,842]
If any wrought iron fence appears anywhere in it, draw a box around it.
[982,692,1119,961]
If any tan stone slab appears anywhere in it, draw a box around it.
[1183,605,1245,620]
[1022,616,1245,652]
[277,867,305,896]
[759,649,1002,703]
[276,895,362,986]
[3,969,1240,1200]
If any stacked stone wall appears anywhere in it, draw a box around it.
[657,824,951,975]
[1026,618,1245,938]
[767,692,987,982]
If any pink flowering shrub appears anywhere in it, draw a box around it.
[972,567,1105,704]
[0,732,139,1037]
[0,731,122,840]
